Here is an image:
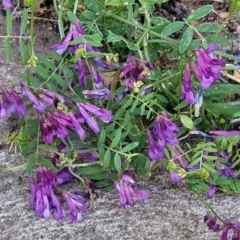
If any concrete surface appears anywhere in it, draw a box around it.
[0,7,240,240]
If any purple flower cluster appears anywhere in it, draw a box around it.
[0,86,27,118]
[63,192,89,222]
[21,82,46,113]
[204,213,240,240]
[30,166,89,222]
[181,43,226,104]
[168,146,189,183]
[181,63,195,104]
[50,19,114,97]
[115,173,149,208]
[147,111,179,166]
[39,102,113,144]
[118,55,153,96]
[30,167,71,220]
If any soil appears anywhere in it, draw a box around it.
[0,1,240,240]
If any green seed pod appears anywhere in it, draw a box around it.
[24,0,37,7]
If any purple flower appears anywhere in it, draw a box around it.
[10,88,27,118]
[30,167,66,220]
[1,86,15,113]
[193,43,226,88]
[119,55,153,81]
[147,130,164,164]
[181,63,196,104]
[39,113,69,144]
[77,58,87,87]
[82,88,111,101]
[94,57,119,71]
[38,87,67,107]
[2,0,12,10]
[209,131,240,136]
[55,168,74,185]
[69,111,86,140]
[21,82,46,113]
[0,98,6,118]
[78,150,98,161]
[90,65,104,88]
[148,111,179,165]
[50,189,66,220]
[234,51,240,66]
[76,103,100,133]
[207,184,216,197]
[204,213,240,240]
[63,192,89,222]
[115,173,149,208]
[79,102,114,123]
[50,30,73,55]
[119,55,153,93]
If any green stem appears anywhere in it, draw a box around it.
[58,0,65,39]
[213,15,232,42]
[0,36,30,39]
[67,161,101,167]
[73,0,79,15]
[68,167,86,188]
[194,190,228,225]
[29,4,35,56]
[0,163,27,173]
[111,15,179,46]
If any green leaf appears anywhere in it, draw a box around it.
[38,158,58,172]
[233,111,240,117]
[106,30,123,43]
[114,153,121,173]
[6,10,12,35]
[204,101,240,117]
[105,0,126,6]
[187,5,213,23]
[27,153,36,176]
[94,179,112,188]
[161,21,185,37]
[67,11,77,22]
[35,66,49,79]
[38,144,58,153]
[188,39,202,51]
[53,74,67,89]
[202,163,216,173]
[20,9,28,35]
[173,101,188,111]
[180,115,194,129]
[189,158,201,168]
[203,84,240,99]
[122,142,139,153]
[110,129,122,148]
[196,23,220,33]
[83,0,101,12]
[85,172,107,180]
[98,146,105,160]
[103,149,111,168]
[98,129,106,146]
[88,33,103,47]
[19,39,27,65]
[4,38,12,62]
[21,139,37,156]
[206,34,230,45]
[39,57,56,70]
[79,167,103,175]
[61,65,73,77]
[179,27,193,54]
